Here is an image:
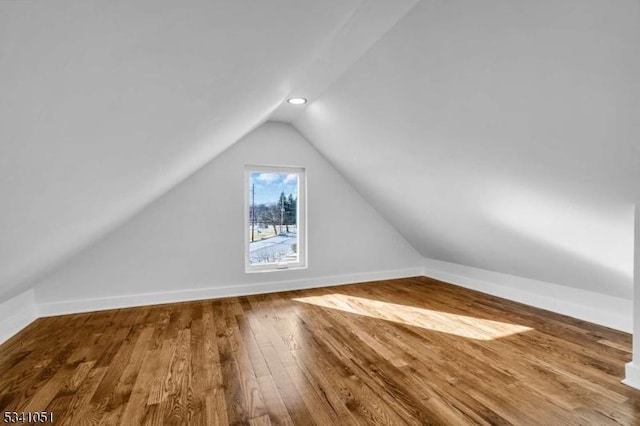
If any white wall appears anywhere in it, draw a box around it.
[0,289,37,344]
[624,204,640,388]
[34,122,423,313]
[635,204,640,352]
[424,257,632,332]
[296,0,640,300]
[0,0,367,303]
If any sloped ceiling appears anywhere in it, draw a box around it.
[295,0,640,299]
[3,0,640,305]
[0,0,421,302]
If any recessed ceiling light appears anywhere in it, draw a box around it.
[287,97,307,105]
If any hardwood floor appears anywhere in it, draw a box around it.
[0,277,638,425]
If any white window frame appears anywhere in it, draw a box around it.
[244,165,307,273]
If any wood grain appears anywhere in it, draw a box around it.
[0,277,638,425]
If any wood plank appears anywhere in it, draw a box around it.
[0,277,638,424]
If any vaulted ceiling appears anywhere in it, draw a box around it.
[295,0,640,298]
[0,0,417,301]
[2,0,639,302]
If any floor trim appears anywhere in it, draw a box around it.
[2,263,632,345]
[0,289,38,345]
[623,362,640,390]
[36,267,425,317]
[423,257,632,333]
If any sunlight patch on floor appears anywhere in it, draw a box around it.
[293,293,533,340]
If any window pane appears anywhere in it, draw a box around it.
[248,171,299,266]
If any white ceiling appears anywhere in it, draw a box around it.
[2,0,639,303]
[295,0,640,299]
[0,0,419,301]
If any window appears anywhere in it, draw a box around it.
[245,165,306,272]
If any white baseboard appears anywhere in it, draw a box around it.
[0,289,38,345]
[423,258,632,333]
[37,267,425,317]
[623,362,640,389]
[3,263,632,345]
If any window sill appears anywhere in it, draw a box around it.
[245,264,308,274]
